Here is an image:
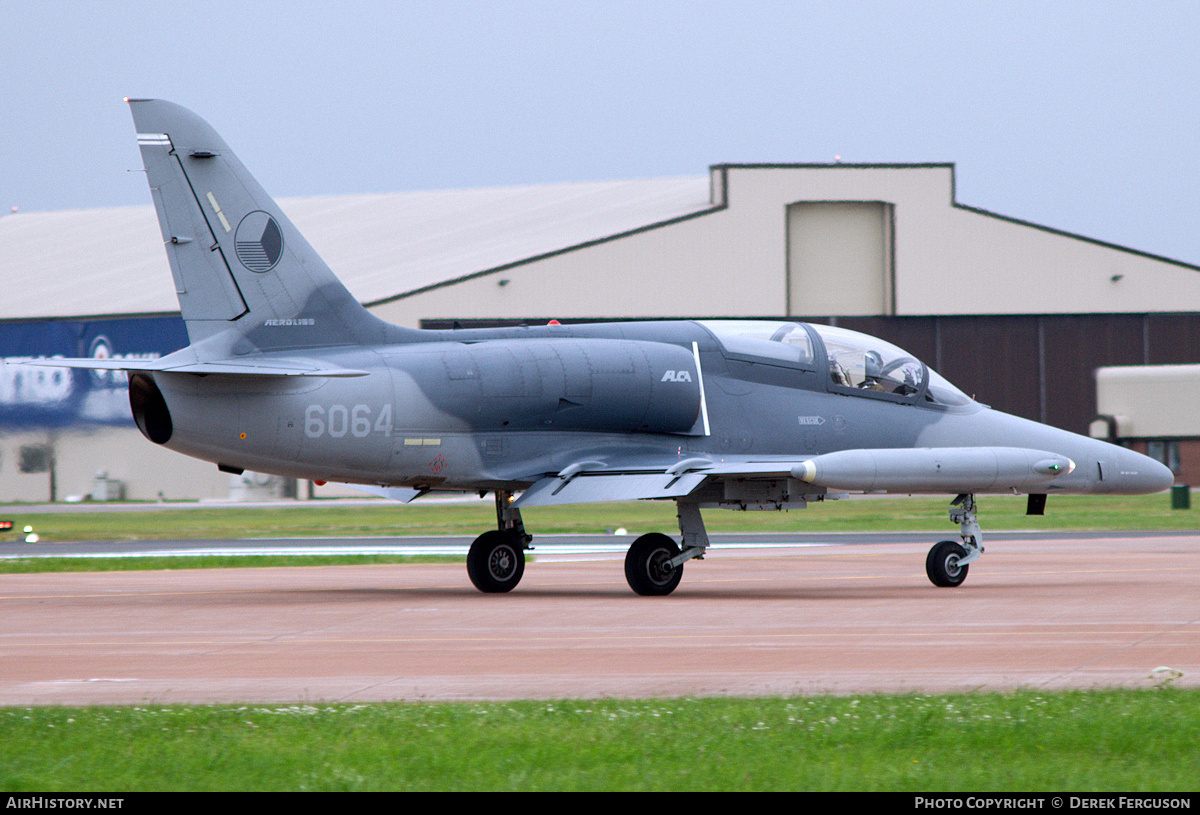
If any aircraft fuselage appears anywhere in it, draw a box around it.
[136,318,1170,499]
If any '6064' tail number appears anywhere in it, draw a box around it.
[305,404,393,438]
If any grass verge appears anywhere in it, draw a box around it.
[0,554,445,573]
[2,689,1196,791]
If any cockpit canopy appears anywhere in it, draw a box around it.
[697,320,973,408]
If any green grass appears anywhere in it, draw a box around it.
[0,554,445,573]
[2,689,1195,791]
[2,492,1196,544]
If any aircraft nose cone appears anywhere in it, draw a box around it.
[1119,449,1175,494]
[1144,457,1175,493]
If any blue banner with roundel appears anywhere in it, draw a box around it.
[0,316,188,429]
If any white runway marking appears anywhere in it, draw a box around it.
[1,540,834,560]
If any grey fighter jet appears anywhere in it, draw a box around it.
[33,100,1174,595]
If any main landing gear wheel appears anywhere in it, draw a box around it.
[625,533,684,596]
[467,530,525,593]
[926,540,969,587]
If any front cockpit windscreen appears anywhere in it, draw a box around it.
[924,367,974,407]
[809,324,972,407]
[811,324,924,397]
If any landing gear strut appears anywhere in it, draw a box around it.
[926,493,984,587]
[466,490,532,593]
[623,500,709,596]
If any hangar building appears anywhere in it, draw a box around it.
[2,163,1198,502]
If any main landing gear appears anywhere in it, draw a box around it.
[925,493,984,588]
[624,501,709,596]
[466,494,710,596]
[466,490,531,593]
[467,491,988,593]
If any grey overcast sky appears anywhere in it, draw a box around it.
[3,1,1198,266]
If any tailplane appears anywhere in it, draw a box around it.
[128,99,398,351]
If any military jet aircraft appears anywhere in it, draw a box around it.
[32,100,1174,595]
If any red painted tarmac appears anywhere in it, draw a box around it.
[1,535,1197,705]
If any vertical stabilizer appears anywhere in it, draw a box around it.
[128,99,397,350]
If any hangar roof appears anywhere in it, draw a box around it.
[0,176,713,321]
[4,163,1198,324]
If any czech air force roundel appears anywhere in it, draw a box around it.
[234,211,284,272]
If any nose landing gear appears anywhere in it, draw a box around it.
[926,493,984,588]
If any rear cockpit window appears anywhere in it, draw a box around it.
[697,321,815,366]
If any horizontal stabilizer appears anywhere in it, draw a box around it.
[15,357,368,377]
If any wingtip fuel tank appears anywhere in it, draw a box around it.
[791,447,1075,493]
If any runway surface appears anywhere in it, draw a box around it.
[1,532,1197,705]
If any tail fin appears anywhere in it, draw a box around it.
[129,99,397,350]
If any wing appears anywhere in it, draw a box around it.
[512,455,841,509]
[336,483,426,503]
[512,447,1075,508]
[513,460,714,507]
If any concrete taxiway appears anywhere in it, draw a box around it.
[0,531,1196,706]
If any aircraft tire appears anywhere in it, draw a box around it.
[467,530,525,593]
[926,540,969,587]
[625,533,684,596]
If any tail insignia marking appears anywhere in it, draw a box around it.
[234,211,284,272]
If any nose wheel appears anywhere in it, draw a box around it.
[926,540,969,587]
[926,493,984,587]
